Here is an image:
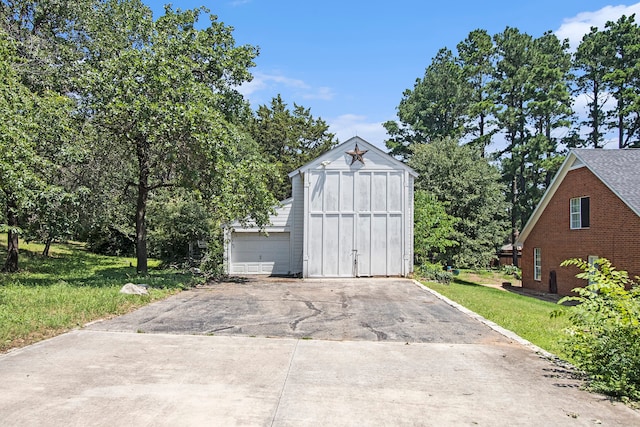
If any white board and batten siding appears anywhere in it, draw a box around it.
[290,137,417,278]
[225,136,417,278]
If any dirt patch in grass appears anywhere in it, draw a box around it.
[459,271,520,289]
[454,270,564,304]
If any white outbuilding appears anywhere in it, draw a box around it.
[224,136,418,277]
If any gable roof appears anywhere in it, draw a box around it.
[288,136,418,178]
[517,148,640,245]
[572,149,640,214]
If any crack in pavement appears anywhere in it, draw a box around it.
[361,322,388,341]
[290,301,321,331]
[205,326,235,333]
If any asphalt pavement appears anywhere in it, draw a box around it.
[0,278,638,426]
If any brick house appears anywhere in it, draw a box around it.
[517,149,640,296]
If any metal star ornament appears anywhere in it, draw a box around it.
[346,144,368,165]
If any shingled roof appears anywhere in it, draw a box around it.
[571,149,640,215]
[518,148,640,244]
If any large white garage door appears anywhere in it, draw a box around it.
[229,232,291,275]
[307,170,404,277]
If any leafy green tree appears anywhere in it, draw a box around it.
[521,32,572,216]
[21,82,85,257]
[0,0,92,93]
[457,29,498,156]
[23,186,85,256]
[493,27,532,157]
[572,16,640,149]
[602,15,640,148]
[1,1,93,267]
[0,29,73,271]
[79,2,277,274]
[528,32,573,145]
[492,27,534,263]
[75,124,137,256]
[413,190,459,266]
[249,94,336,201]
[573,27,612,148]
[408,138,508,267]
[0,31,35,272]
[147,189,214,263]
[493,28,570,263]
[384,48,469,158]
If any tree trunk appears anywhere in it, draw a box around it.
[511,176,519,267]
[618,93,625,149]
[136,185,148,275]
[3,196,19,273]
[479,112,486,158]
[42,237,52,257]
[592,80,601,149]
[136,140,149,275]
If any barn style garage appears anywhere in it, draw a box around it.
[225,137,417,277]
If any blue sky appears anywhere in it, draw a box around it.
[145,1,640,149]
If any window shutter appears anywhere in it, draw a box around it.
[581,197,590,228]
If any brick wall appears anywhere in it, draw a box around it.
[521,166,640,295]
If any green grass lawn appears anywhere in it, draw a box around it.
[419,272,572,359]
[0,240,200,352]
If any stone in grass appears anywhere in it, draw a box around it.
[120,283,149,295]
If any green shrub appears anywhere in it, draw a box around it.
[199,232,226,280]
[146,190,215,264]
[415,262,453,284]
[557,258,640,401]
[501,264,521,279]
[413,190,459,266]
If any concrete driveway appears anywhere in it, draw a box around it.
[1,278,638,426]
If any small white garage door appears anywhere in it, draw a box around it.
[229,232,291,275]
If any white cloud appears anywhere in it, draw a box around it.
[230,0,252,6]
[329,114,390,149]
[237,72,309,97]
[572,91,615,115]
[238,71,335,104]
[556,3,640,49]
[302,86,335,101]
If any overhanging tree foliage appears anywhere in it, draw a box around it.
[384,48,469,159]
[79,2,277,274]
[249,94,336,201]
[457,29,498,157]
[388,26,579,265]
[601,15,640,148]
[0,29,74,271]
[0,31,35,272]
[0,0,92,94]
[573,27,612,149]
[1,1,92,268]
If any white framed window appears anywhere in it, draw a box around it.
[570,197,590,229]
[534,248,542,281]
